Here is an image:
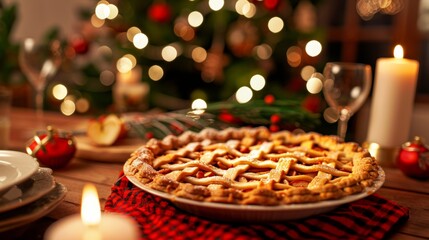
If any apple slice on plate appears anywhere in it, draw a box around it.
[87,114,127,146]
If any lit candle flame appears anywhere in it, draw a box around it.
[393,45,404,59]
[81,184,101,226]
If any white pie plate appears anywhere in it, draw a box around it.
[126,167,385,222]
[0,151,39,196]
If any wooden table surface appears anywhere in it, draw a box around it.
[2,107,429,239]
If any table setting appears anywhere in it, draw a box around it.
[1,47,428,238]
[0,151,67,232]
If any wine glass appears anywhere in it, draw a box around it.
[322,62,372,141]
[19,38,62,117]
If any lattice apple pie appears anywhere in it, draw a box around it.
[124,127,380,205]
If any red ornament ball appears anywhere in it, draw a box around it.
[302,95,321,113]
[269,124,280,132]
[71,37,89,55]
[264,0,280,10]
[148,3,172,23]
[27,126,76,168]
[397,136,429,179]
[270,114,281,124]
[264,94,275,105]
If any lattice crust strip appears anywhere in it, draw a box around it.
[124,127,380,205]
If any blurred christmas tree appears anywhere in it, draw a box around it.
[58,0,325,115]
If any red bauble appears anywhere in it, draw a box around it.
[71,37,89,55]
[264,0,280,10]
[270,114,281,124]
[269,124,280,132]
[302,95,321,113]
[218,111,241,124]
[264,94,275,105]
[27,126,76,168]
[396,136,429,179]
[148,3,172,23]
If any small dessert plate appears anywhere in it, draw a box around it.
[0,151,39,196]
[0,168,55,213]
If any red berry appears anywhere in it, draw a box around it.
[269,124,280,132]
[145,132,154,139]
[270,114,281,124]
[264,94,275,105]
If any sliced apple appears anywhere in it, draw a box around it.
[87,114,127,146]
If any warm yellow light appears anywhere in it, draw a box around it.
[116,57,133,73]
[209,0,224,11]
[191,98,207,110]
[91,14,105,28]
[95,3,110,20]
[306,75,323,94]
[133,33,149,49]
[174,22,195,41]
[235,0,247,15]
[161,46,178,62]
[81,184,101,226]
[249,74,265,91]
[235,86,253,103]
[188,11,204,27]
[191,47,207,63]
[243,2,256,18]
[301,65,316,81]
[268,17,284,33]
[107,4,118,19]
[305,40,322,57]
[394,45,404,59]
[60,99,76,116]
[254,44,272,60]
[286,46,302,67]
[127,27,141,42]
[52,84,68,100]
[148,65,164,81]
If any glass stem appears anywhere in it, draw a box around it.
[35,90,44,120]
[337,110,350,141]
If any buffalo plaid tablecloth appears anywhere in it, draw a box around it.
[105,173,409,240]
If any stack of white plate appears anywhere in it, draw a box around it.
[0,150,67,232]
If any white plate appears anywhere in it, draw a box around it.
[0,182,67,232]
[126,167,385,222]
[0,168,55,213]
[0,151,39,196]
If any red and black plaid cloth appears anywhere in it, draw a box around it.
[105,173,409,240]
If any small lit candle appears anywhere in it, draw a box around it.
[113,81,149,112]
[366,45,419,148]
[116,66,142,84]
[45,184,139,240]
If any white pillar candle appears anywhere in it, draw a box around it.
[44,184,139,240]
[117,66,142,84]
[44,213,140,240]
[366,45,419,148]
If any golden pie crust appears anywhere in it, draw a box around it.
[124,127,379,205]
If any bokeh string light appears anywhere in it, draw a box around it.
[356,0,404,21]
[55,0,327,115]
